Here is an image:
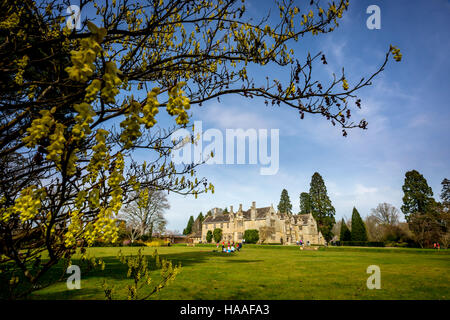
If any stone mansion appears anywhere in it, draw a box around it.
[189,201,325,245]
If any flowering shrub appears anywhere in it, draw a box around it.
[145,239,170,247]
[103,249,181,300]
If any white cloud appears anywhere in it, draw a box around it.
[198,102,279,129]
[331,183,403,220]
[355,184,378,195]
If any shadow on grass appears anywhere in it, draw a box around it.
[157,250,263,267]
[27,248,262,299]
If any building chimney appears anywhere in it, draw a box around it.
[213,208,218,217]
[229,205,234,220]
[239,203,242,212]
[251,201,256,220]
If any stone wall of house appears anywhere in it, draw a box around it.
[199,202,325,245]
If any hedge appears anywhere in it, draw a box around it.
[335,241,385,247]
[243,229,259,244]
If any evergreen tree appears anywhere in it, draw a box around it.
[197,212,204,223]
[213,228,223,243]
[278,189,293,214]
[243,229,259,244]
[183,215,194,235]
[206,230,213,243]
[401,170,435,221]
[223,207,229,214]
[339,218,352,241]
[351,207,368,241]
[441,178,450,211]
[309,172,336,242]
[299,192,311,214]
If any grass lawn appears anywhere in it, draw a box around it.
[30,245,450,300]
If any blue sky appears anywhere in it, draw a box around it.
[76,0,449,231]
[159,0,450,232]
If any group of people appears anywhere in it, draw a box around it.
[295,240,310,246]
[217,240,242,253]
[433,242,441,250]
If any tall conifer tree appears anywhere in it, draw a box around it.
[401,170,435,221]
[441,178,450,211]
[351,207,368,241]
[299,192,311,214]
[183,215,194,235]
[339,218,352,241]
[309,172,336,241]
[278,189,293,214]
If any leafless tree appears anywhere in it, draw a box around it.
[436,205,450,248]
[370,203,400,226]
[364,215,384,242]
[120,189,169,241]
[332,219,342,238]
[259,226,275,244]
[440,232,450,249]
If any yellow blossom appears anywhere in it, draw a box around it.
[342,78,349,91]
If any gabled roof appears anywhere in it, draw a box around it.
[256,207,271,218]
[187,230,202,238]
[203,214,231,223]
[204,206,273,223]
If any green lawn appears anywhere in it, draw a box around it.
[30,245,450,300]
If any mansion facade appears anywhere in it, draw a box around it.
[190,202,325,245]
